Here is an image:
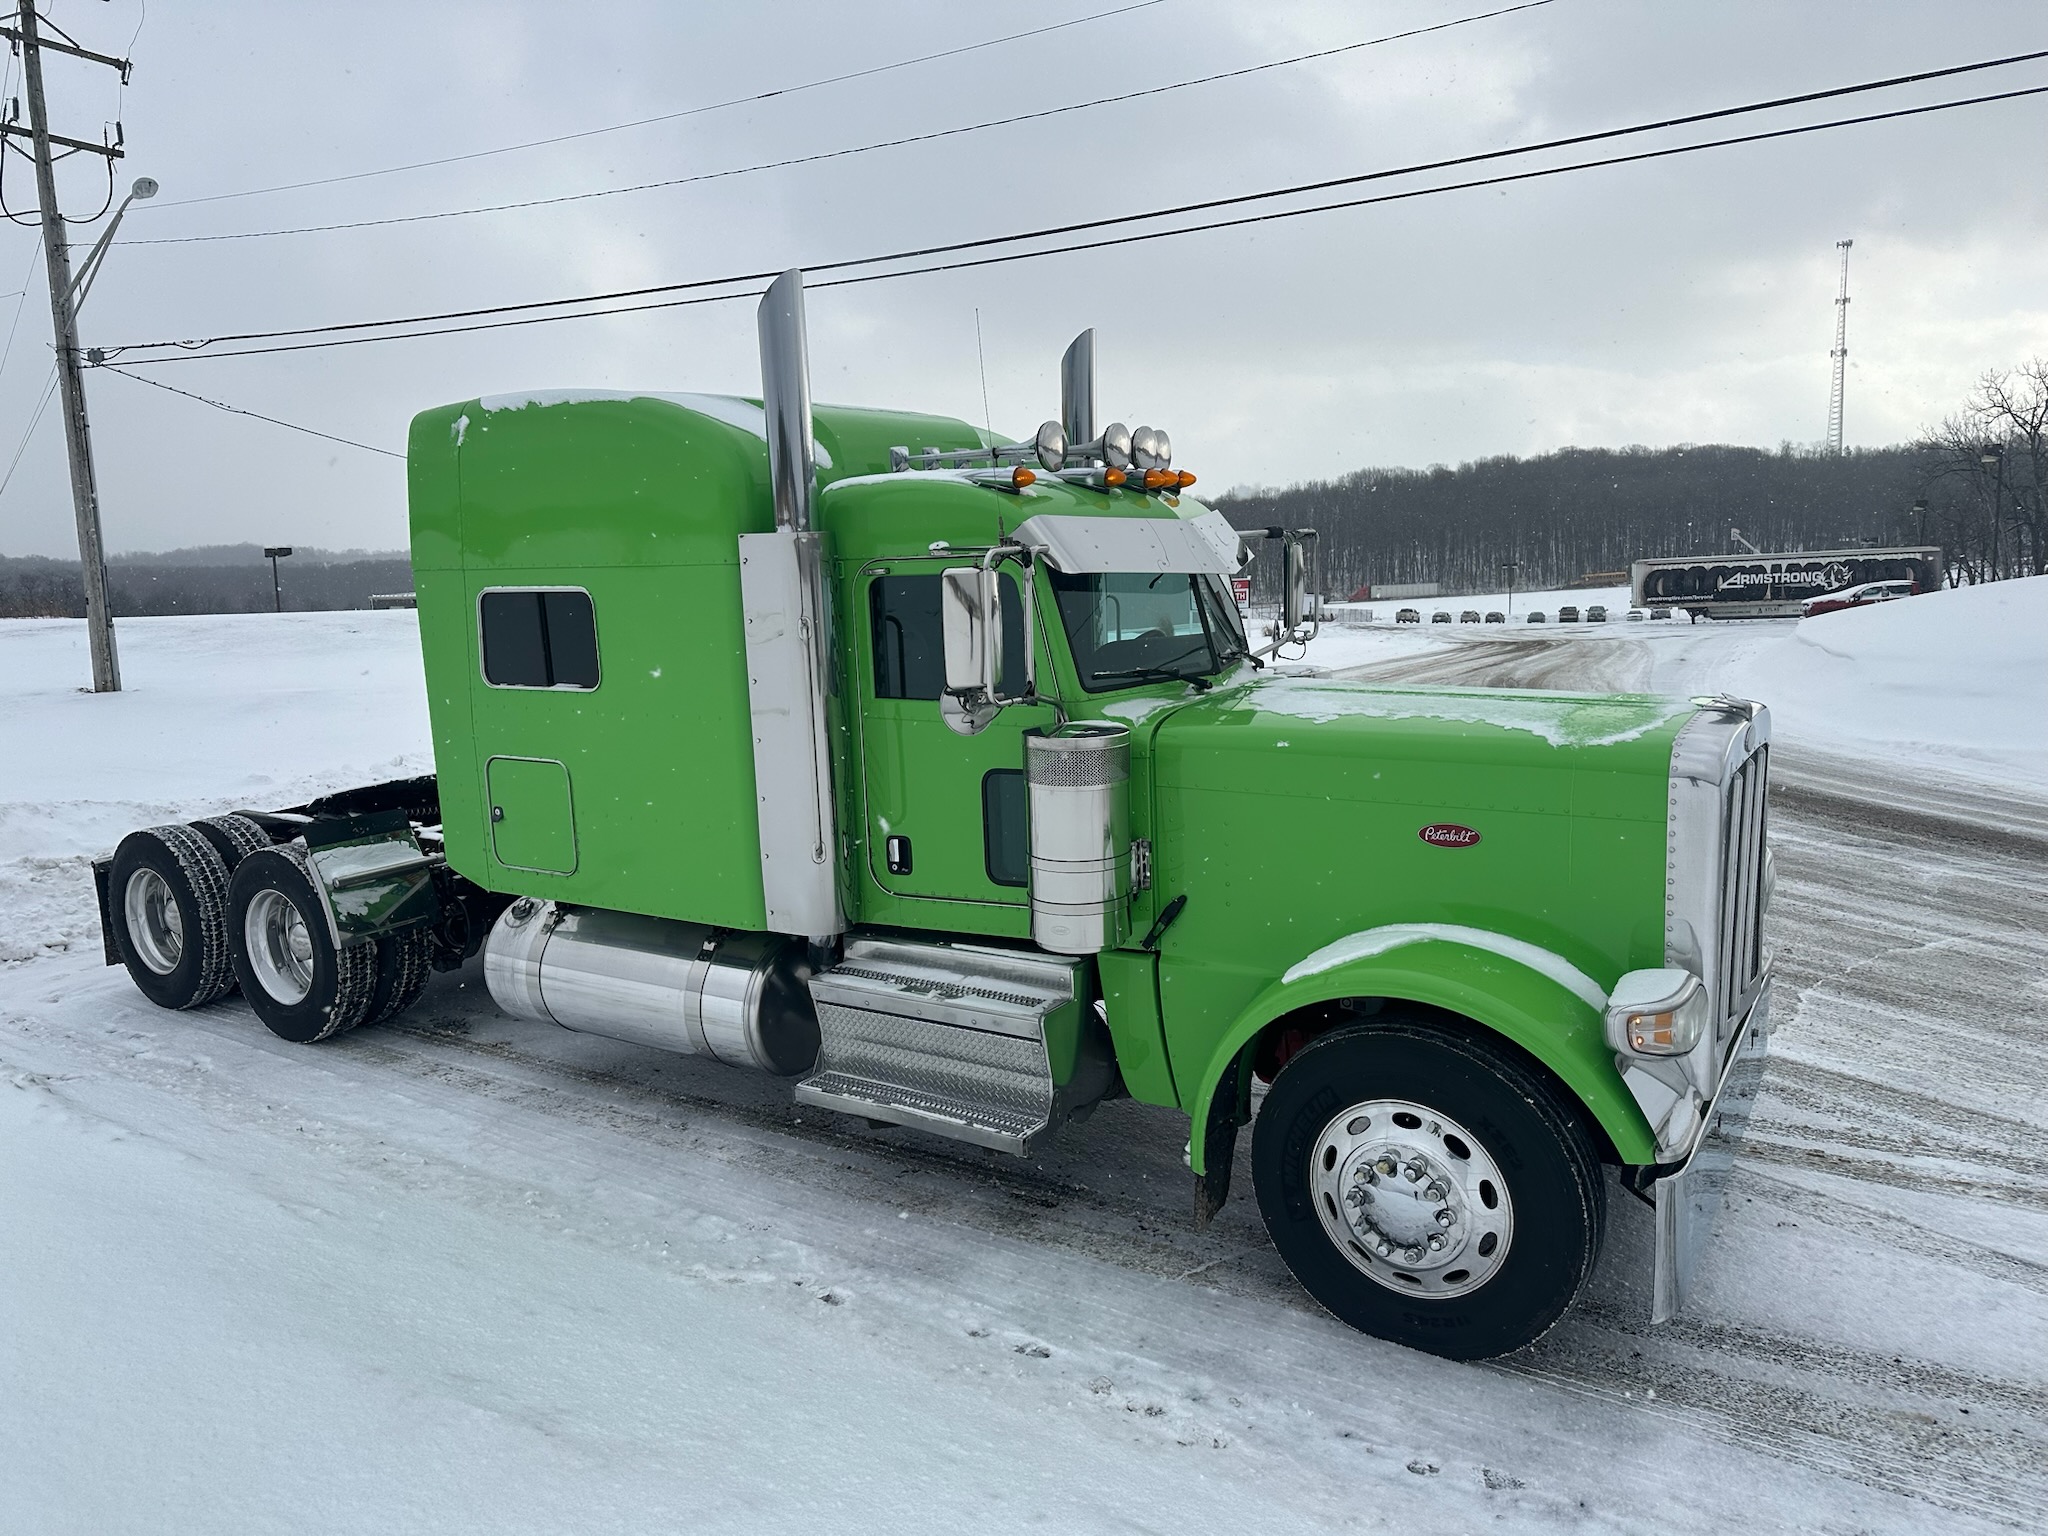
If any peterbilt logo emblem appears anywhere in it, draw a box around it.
[1420,823,1482,848]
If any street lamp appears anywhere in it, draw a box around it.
[67,176,158,317]
[1979,442,2006,580]
[264,546,294,613]
[1499,559,1520,618]
[1912,497,1928,544]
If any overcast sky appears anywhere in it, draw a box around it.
[0,0,2042,558]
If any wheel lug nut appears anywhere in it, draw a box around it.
[1436,1208,1455,1226]
[1403,1247,1424,1263]
[1375,1157,1396,1176]
[1427,1234,1445,1251]
[1425,1183,1444,1202]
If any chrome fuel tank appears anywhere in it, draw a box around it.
[484,899,819,1075]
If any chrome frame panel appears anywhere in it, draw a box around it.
[738,528,845,939]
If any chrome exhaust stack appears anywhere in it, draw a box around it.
[1060,328,1095,449]
[758,268,817,533]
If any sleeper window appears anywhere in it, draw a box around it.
[481,589,600,689]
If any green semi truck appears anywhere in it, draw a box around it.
[93,272,1772,1360]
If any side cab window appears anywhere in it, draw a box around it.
[868,571,1025,700]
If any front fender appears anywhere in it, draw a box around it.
[1184,931,1658,1173]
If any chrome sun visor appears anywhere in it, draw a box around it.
[1012,509,1244,575]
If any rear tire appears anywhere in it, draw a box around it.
[107,825,236,1009]
[191,813,272,872]
[227,844,377,1043]
[365,924,435,1025]
[1251,1019,1604,1361]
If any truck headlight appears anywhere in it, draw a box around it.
[1605,968,1709,1057]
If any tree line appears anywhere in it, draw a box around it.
[1216,360,2048,599]
[0,544,413,618]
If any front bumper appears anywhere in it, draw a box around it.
[1650,977,1773,1322]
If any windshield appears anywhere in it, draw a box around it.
[1048,569,1250,692]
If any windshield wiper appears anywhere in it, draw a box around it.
[1092,665,1214,692]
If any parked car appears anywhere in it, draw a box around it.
[1526,610,1547,623]
[1626,609,1646,622]
[1585,605,1608,623]
[1801,579,1918,618]
[1459,610,1481,624]
[1395,607,1421,624]
[1484,611,1506,623]
[1558,605,1581,623]
[1431,611,1453,624]
[1650,606,1672,620]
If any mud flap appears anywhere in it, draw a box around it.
[1652,980,1772,1321]
[1194,1046,1253,1232]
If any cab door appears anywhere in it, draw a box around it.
[858,565,1053,911]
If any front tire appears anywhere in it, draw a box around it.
[1251,1020,1604,1360]
[227,845,377,1043]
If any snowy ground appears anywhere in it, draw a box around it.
[3,604,2045,1534]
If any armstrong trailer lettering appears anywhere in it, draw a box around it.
[90,275,1773,1361]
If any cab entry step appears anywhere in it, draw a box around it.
[797,937,1084,1155]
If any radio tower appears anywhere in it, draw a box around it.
[1825,239,1852,454]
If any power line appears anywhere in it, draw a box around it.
[100,364,403,457]
[96,81,2048,370]
[0,240,43,382]
[0,369,60,500]
[97,48,2048,364]
[119,1,1559,247]
[144,0,1171,212]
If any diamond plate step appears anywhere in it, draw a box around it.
[796,937,1083,1155]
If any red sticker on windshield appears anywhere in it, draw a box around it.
[1419,823,1482,849]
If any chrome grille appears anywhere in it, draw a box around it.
[1714,744,1769,1030]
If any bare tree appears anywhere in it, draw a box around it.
[1917,361,2048,582]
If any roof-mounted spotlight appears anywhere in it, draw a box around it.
[1033,419,1067,472]
[1131,426,1171,471]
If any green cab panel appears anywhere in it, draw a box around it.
[487,756,577,875]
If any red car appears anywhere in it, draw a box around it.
[1801,579,1918,617]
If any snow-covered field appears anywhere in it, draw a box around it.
[3,599,2045,1534]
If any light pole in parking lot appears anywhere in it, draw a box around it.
[1499,560,1520,618]
[1978,442,2006,581]
[265,546,294,612]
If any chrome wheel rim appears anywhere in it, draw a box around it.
[122,867,184,975]
[1309,1097,1515,1299]
[245,888,315,1005]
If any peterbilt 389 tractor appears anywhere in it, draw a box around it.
[93,272,1773,1361]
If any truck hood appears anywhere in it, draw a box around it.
[1150,673,1695,779]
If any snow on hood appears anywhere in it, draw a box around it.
[1283,923,1609,1009]
[473,390,833,467]
[1241,676,1690,749]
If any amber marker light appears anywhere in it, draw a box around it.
[1176,470,1197,488]
[1143,468,1173,490]
[1012,466,1036,488]
[1104,467,1127,486]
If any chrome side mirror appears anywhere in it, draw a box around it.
[940,567,1004,734]
[1282,532,1312,634]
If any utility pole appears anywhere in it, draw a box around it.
[1825,238,1852,456]
[3,3,133,691]
[1499,559,1519,618]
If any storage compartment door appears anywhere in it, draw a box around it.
[487,756,578,874]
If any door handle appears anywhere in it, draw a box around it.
[885,834,912,875]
